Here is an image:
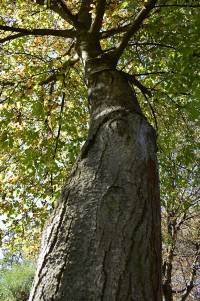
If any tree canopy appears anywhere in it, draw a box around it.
[0,0,199,299]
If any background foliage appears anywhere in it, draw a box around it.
[0,0,199,299]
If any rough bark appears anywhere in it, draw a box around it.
[162,218,176,301]
[29,69,162,301]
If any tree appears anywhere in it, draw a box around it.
[160,137,200,301]
[0,1,199,300]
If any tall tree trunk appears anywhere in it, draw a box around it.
[29,69,162,301]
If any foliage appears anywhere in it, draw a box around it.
[0,261,35,301]
[0,0,200,299]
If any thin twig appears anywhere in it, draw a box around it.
[128,41,176,49]
[156,4,200,8]
[40,56,79,85]
[142,92,158,131]
[53,92,65,159]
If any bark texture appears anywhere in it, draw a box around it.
[29,70,162,301]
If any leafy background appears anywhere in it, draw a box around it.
[0,0,199,299]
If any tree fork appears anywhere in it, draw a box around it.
[29,69,162,301]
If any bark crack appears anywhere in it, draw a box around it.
[30,191,70,300]
[100,241,112,301]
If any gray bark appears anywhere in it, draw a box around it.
[162,219,175,301]
[29,69,162,301]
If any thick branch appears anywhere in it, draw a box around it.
[0,25,75,44]
[57,0,78,26]
[91,0,107,33]
[35,0,78,27]
[114,0,157,60]
[77,0,93,29]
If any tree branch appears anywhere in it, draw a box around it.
[119,71,159,130]
[0,33,26,44]
[128,41,176,49]
[100,24,131,39]
[57,0,79,26]
[180,247,199,301]
[77,0,93,29]
[40,56,79,85]
[134,71,168,76]
[120,71,152,97]
[91,0,107,33]
[114,0,158,60]
[53,92,65,160]
[156,4,200,8]
[0,25,75,37]
[120,71,158,130]
[35,0,78,27]
[0,25,75,44]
